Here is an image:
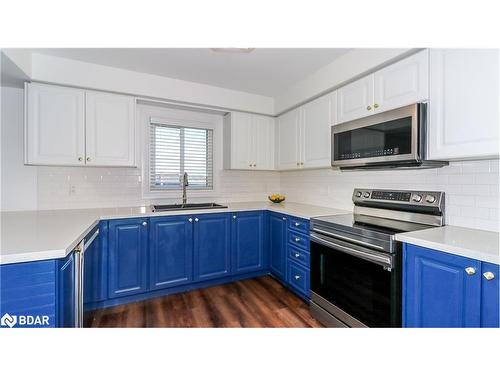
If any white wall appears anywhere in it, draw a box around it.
[29,53,275,115]
[274,48,414,113]
[1,87,37,210]
[280,162,500,232]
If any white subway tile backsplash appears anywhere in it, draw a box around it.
[34,160,498,232]
[36,167,280,210]
[280,160,499,232]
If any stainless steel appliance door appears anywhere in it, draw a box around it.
[331,103,420,167]
[310,233,401,327]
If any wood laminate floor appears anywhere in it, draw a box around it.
[84,276,323,328]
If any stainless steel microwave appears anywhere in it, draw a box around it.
[331,103,447,170]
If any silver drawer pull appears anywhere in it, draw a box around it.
[294,275,300,280]
[295,253,300,258]
[295,237,300,242]
[465,267,476,276]
[483,271,495,280]
[295,222,300,227]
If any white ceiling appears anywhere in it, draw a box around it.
[30,48,351,96]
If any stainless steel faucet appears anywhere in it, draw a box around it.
[182,172,189,205]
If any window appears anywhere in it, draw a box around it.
[149,120,214,191]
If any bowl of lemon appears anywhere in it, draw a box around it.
[268,194,285,204]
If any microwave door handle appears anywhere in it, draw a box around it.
[310,233,392,269]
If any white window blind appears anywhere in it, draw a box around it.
[150,120,214,191]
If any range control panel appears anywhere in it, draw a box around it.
[352,188,444,207]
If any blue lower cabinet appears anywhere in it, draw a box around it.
[404,244,482,328]
[481,261,499,327]
[1,260,57,328]
[57,252,76,328]
[269,213,287,281]
[149,215,193,290]
[194,213,231,281]
[287,259,310,298]
[108,218,149,298]
[231,211,266,275]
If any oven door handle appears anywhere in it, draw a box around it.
[312,227,385,251]
[310,233,393,269]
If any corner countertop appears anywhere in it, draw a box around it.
[0,202,349,265]
[395,226,500,265]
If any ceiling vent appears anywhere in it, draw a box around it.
[210,48,255,54]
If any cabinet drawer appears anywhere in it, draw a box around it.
[287,260,310,297]
[288,245,310,268]
[287,217,309,234]
[288,230,309,251]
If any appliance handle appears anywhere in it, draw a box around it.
[73,241,84,328]
[83,229,99,252]
[312,227,384,251]
[310,232,392,268]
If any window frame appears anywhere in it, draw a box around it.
[149,121,214,191]
[140,105,222,200]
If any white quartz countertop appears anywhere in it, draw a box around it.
[0,202,349,265]
[395,226,500,265]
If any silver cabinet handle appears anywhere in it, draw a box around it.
[86,157,91,162]
[483,271,495,280]
[78,157,83,161]
[465,267,476,275]
[294,275,300,280]
[295,237,300,242]
[282,217,286,221]
[194,218,199,222]
[232,215,237,219]
[294,253,300,258]
[188,218,193,223]
[295,222,300,227]
[142,221,147,226]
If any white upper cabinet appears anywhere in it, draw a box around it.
[277,109,300,170]
[25,83,85,166]
[252,114,275,170]
[374,50,429,113]
[223,112,275,170]
[337,51,429,124]
[300,92,336,168]
[25,83,137,167]
[85,91,136,167]
[336,75,374,124]
[428,49,499,160]
[277,92,336,170]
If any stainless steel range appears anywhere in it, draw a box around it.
[309,188,445,327]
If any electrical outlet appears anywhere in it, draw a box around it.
[69,185,76,195]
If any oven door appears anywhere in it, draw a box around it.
[331,103,422,168]
[310,232,401,327]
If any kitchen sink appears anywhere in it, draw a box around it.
[150,203,228,212]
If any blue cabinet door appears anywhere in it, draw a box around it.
[58,253,76,328]
[194,213,231,281]
[231,211,265,275]
[149,215,193,290]
[269,213,287,280]
[404,244,481,327]
[481,262,499,327]
[108,218,148,298]
[1,260,57,328]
